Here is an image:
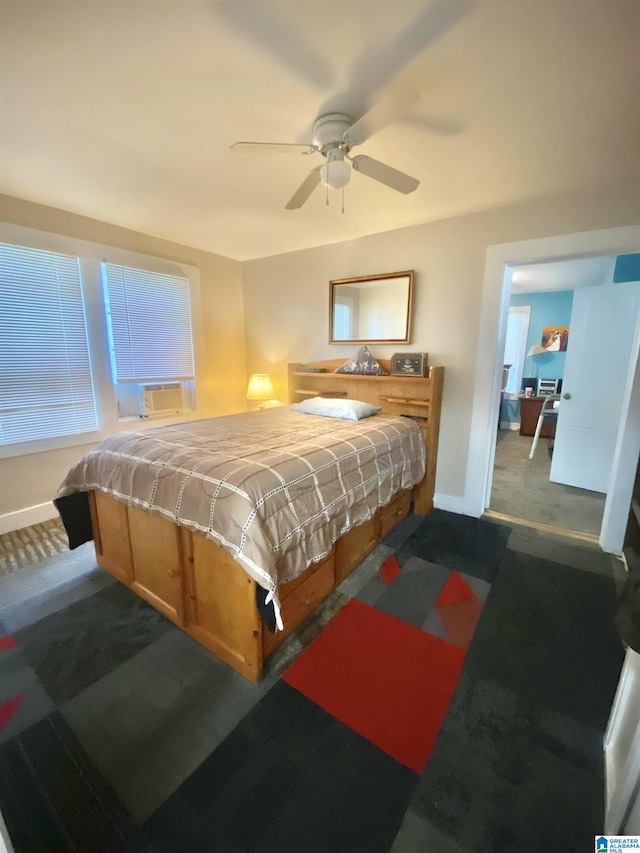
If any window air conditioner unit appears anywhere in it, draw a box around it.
[139,383,184,416]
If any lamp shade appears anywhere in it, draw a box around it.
[246,373,275,402]
[527,344,547,357]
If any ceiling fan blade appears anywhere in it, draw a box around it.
[230,142,315,154]
[285,166,322,210]
[351,156,419,194]
[347,1,476,104]
[402,115,463,137]
[213,1,333,89]
[344,93,420,147]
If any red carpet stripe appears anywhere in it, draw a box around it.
[0,692,27,730]
[435,572,483,650]
[379,555,402,586]
[435,571,475,606]
[436,597,483,651]
[283,599,466,773]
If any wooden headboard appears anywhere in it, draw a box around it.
[287,360,444,514]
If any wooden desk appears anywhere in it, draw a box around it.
[519,396,556,438]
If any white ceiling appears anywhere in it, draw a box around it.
[1,0,638,261]
[510,256,617,294]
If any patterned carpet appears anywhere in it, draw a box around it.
[0,509,625,852]
[0,518,68,577]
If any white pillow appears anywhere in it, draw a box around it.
[292,397,381,421]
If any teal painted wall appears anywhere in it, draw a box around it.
[613,252,640,283]
[501,289,574,427]
[514,289,574,383]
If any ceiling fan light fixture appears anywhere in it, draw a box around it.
[320,153,351,190]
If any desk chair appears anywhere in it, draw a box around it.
[528,395,560,460]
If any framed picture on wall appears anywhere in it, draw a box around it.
[541,326,569,351]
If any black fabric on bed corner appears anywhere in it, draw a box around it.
[54,492,93,549]
[256,586,277,632]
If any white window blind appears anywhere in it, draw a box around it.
[0,244,98,446]
[102,263,195,383]
[503,305,531,395]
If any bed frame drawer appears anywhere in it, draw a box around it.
[262,551,335,657]
[378,489,411,539]
[334,515,378,585]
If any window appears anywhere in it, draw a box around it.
[334,302,351,340]
[333,297,353,341]
[0,244,98,446]
[102,263,195,383]
[503,305,531,395]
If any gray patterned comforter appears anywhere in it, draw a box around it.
[55,406,426,616]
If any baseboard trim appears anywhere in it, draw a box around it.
[0,502,57,535]
[433,493,477,517]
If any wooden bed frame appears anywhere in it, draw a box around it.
[88,361,444,682]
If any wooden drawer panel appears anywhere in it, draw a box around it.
[190,533,263,682]
[278,547,335,601]
[262,552,335,658]
[335,515,377,585]
[128,504,186,626]
[90,491,133,585]
[378,490,411,539]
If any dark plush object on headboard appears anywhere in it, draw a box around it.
[335,346,388,375]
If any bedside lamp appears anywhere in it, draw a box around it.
[246,373,275,409]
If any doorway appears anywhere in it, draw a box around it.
[487,255,617,538]
[465,224,640,556]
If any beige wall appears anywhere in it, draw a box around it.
[242,182,640,505]
[0,195,246,519]
[2,183,639,524]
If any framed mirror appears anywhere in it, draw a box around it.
[329,271,413,344]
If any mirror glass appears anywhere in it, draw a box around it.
[330,271,413,343]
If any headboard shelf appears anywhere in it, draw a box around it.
[293,370,428,383]
[378,395,430,408]
[287,361,444,514]
[295,389,348,398]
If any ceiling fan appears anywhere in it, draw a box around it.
[230,103,421,210]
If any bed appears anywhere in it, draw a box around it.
[55,361,444,682]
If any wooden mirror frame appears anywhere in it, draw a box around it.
[329,270,413,344]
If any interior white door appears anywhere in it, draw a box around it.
[550,281,640,492]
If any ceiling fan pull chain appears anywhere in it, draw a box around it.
[342,186,345,214]
[326,180,329,206]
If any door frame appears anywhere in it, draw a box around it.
[465,225,640,552]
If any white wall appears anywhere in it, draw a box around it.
[243,183,640,511]
[0,195,246,528]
